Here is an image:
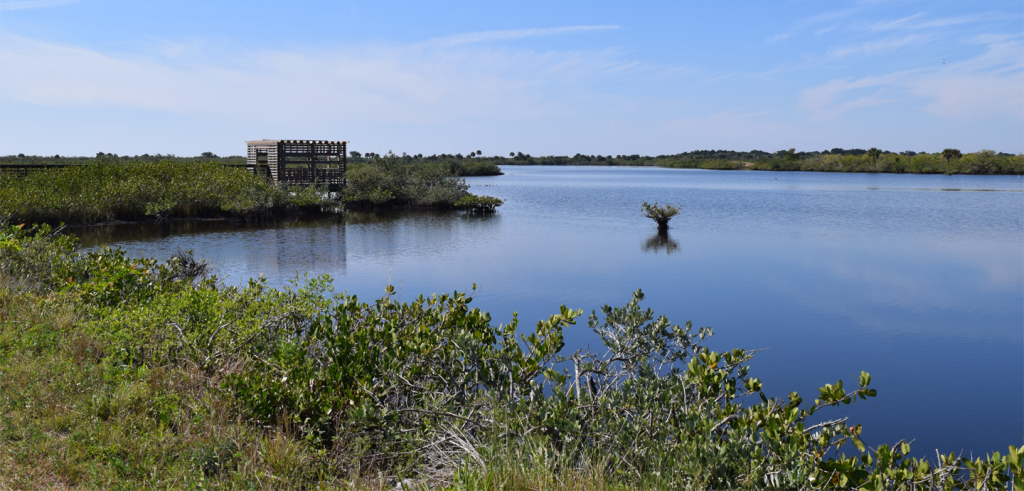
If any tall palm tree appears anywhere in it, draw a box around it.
[866,148,882,171]
[941,148,962,174]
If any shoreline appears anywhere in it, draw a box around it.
[60,212,343,229]
[497,162,1024,175]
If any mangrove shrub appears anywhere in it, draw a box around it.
[0,159,336,225]
[344,152,502,211]
[642,201,680,230]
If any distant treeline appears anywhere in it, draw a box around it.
[450,148,1022,175]
[6,148,1022,175]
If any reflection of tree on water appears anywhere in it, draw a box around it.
[343,209,500,226]
[642,230,680,254]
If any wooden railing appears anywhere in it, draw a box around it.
[0,164,75,177]
[279,168,345,186]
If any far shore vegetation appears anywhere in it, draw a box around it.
[492,148,1023,175]
[0,153,502,226]
[6,147,1022,177]
[1,221,1020,489]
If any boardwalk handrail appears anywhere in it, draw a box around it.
[0,163,78,178]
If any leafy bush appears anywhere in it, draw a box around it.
[455,194,503,213]
[344,152,500,210]
[451,159,503,176]
[642,201,680,230]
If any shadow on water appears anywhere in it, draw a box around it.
[68,210,499,248]
[343,209,501,226]
[641,230,680,255]
[68,216,344,248]
[68,210,502,287]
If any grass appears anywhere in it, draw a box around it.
[2,290,276,488]
[0,286,399,490]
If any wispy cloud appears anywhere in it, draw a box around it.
[768,7,860,41]
[799,38,1023,120]
[799,75,902,119]
[427,25,620,47]
[0,32,637,126]
[910,40,1024,119]
[827,34,923,58]
[966,32,1023,45]
[0,0,76,11]
[867,13,994,31]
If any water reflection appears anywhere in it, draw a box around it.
[73,216,349,283]
[71,216,345,248]
[642,230,680,254]
[74,210,503,286]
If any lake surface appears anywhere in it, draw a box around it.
[76,166,1024,457]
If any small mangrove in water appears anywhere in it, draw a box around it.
[642,201,680,231]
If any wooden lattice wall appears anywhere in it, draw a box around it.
[245,139,347,187]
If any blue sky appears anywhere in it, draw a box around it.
[0,0,1021,157]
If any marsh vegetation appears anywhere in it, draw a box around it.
[0,153,502,225]
[343,152,502,212]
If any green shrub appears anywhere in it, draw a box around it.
[455,195,503,213]
[641,201,680,230]
[344,152,499,210]
[451,159,503,176]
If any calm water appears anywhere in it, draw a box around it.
[77,166,1024,457]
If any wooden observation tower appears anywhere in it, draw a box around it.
[245,139,347,190]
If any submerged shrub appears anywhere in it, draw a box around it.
[642,201,680,230]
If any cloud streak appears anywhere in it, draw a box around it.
[867,13,995,32]
[427,25,620,47]
[799,39,1023,120]
[0,32,637,127]
[827,35,923,58]
[0,0,76,10]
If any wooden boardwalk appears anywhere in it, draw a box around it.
[0,163,78,178]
